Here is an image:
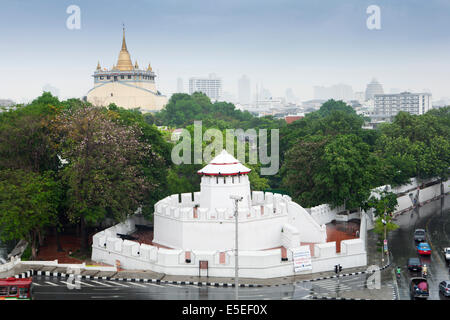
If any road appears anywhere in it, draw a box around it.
[31,273,383,300]
[389,194,450,300]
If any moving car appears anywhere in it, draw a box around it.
[417,242,431,255]
[414,229,426,242]
[407,257,422,272]
[443,247,450,264]
[410,277,429,300]
[439,280,450,297]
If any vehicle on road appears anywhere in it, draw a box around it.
[396,266,401,279]
[0,277,32,300]
[417,242,432,255]
[407,257,422,272]
[439,280,450,297]
[421,264,428,278]
[410,277,429,300]
[414,229,426,242]
[443,247,450,264]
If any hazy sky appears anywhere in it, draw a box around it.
[1,0,450,102]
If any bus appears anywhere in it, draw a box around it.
[0,277,32,300]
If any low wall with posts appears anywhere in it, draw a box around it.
[0,256,21,273]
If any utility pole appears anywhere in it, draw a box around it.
[230,195,243,300]
[382,210,387,264]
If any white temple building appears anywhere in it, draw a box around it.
[86,28,168,112]
[91,150,367,278]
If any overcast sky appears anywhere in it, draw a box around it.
[1,0,450,103]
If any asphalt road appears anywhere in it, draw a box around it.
[389,195,450,300]
[31,273,385,300]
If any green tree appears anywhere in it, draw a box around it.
[0,169,61,259]
[54,106,153,252]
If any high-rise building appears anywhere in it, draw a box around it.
[365,78,384,101]
[285,88,297,104]
[374,92,432,118]
[313,84,353,101]
[176,78,184,93]
[238,75,251,105]
[189,74,222,101]
[354,91,365,103]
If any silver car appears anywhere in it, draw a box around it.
[414,229,426,242]
[439,280,450,297]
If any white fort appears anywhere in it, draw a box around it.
[153,150,327,251]
[91,149,367,278]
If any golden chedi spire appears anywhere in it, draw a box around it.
[96,61,101,70]
[135,60,139,69]
[116,26,133,71]
[147,63,152,72]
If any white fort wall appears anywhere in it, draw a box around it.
[306,177,450,228]
[91,216,366,278]
[153,191,327,251]
[91,191,365,278]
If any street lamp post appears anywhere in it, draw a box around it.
[382,211,387,264]
[230,195,243,300]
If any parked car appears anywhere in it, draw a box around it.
[417,242,432,255]
[439,280,450,297]
[443,247,450,264]
[414,229,426,242]
[410,277,429,300]
[407,257,422,272]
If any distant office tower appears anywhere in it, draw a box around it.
[177,78,184,93]
[238,75,251,104]
[189,74,222,101]
[374,92,432,117]
[365,78,384,100]
[354,91,365,103]
[259,87,272,100]
[285,88,297,104]
[313,84,353,101]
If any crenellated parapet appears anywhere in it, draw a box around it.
[154,191,291,222]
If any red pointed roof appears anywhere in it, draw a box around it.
[197,150,251,176]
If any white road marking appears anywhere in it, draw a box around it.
[32,282,41,286]
[76,280,95,287]
[165,284,182,288]
[106,281,129,287]
[45,281,59,286]
[146,283,165,288]
[89,280,112,287]
[127,281,147,287]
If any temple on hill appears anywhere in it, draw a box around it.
[86,28,167,112]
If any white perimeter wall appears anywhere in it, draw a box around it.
[92,221,366,278]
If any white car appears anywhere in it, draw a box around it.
[443,247,450,263]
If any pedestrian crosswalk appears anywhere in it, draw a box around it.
[33,278,184,289]
[307,277,366,295]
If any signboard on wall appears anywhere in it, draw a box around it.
[292,246,312,272]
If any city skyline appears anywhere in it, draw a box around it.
[1,0,450,103]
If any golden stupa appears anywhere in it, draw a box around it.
[116,28,133,71]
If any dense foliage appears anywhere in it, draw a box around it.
[0,91,448,258]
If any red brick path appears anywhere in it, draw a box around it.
[35,235,83,263]
[326,220,360,253]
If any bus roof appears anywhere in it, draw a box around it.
[0,277,32,286]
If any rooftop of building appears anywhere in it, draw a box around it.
[197,150,251,176]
